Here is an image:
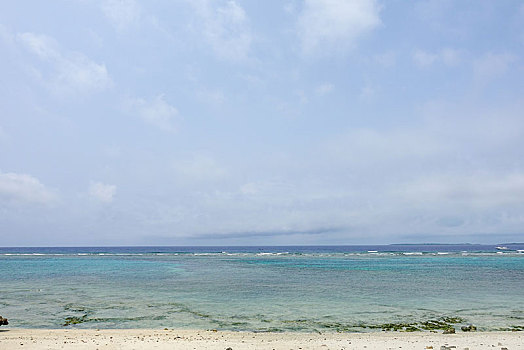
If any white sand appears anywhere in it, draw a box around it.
[0,329,522,350]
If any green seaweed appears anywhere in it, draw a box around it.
[419,320,453,331]
[63,314,88,326]
[360,316,466,332]
[366,323,418,331]
[253,327,285,333]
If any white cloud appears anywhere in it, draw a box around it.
[315,82,334,96]
[190,0,252,61]
[297,0,381,55]
[240,182,258,195]
[413,50,438,67]
[17,32,111,95]
[101,0,141,31]
[359,84,375,100]
[127,94,179,132]
[473,52,516,82]
[0,171,56,204]
[89,181,116,203]
[413,48,461,68]
[17,32,58,59]
[284,2,298,14]
[313,101,524,236]
[54,53,111,94]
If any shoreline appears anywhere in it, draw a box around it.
[1,329,522,349]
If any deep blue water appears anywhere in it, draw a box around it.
[2,243,523,254]
[1,245,523,332]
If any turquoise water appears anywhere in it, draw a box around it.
[0,245,523,332]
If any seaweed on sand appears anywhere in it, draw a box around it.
[366,323,420,332]
[363,316,465,332]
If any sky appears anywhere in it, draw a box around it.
[1,0,524,246]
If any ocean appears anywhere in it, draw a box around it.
[1,244,523,332]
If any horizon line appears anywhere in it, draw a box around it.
[1,242,523,248]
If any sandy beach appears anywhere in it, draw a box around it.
[0,329,522,350]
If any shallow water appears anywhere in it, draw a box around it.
[1,245,523,331]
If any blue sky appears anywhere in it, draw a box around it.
[1,0,524,246]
